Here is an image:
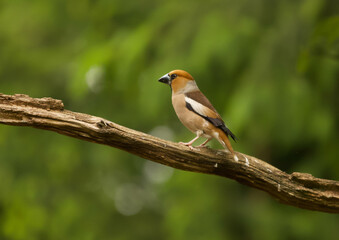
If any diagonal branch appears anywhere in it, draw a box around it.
[0,93,338,213]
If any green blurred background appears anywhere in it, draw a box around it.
[0,0,338,239]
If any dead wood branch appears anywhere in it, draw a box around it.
[0,93,338,213]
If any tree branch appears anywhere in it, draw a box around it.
[0,93,338,213]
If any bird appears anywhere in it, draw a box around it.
[158,69,239,161]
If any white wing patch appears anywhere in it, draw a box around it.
[185,96,208,117]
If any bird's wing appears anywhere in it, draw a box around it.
[185,91,237,141]
[184,95,220,119]
[185,91,218,113]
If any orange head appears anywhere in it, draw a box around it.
[158,70,195,93]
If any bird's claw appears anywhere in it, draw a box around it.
[179,142,197,151]
[196,144,209,148]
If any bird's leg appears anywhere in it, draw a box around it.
[179,135,200,150]
[197,138,212,148]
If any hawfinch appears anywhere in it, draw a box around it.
[159,70,238,161]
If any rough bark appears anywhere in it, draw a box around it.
[0,93,338,213]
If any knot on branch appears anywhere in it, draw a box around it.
[0,93,64,110]
[291,172,339,195]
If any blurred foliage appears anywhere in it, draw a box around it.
[0,0,338,239]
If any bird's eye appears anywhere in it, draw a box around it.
[171,74,177,80]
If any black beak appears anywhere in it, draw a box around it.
[158,73,171,85]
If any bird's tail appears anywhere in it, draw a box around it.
[216,128,238,161]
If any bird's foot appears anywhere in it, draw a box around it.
[196,144,209,149]
[196,138,211,148]
[179,142,196,151]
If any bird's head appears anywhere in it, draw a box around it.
[158,70,196,94]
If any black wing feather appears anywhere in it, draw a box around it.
[185,102,237,142]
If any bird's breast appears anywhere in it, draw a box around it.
[172,94,213,136]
